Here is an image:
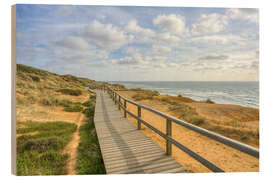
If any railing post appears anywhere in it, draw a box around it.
[124,100,127,118]
[118,96,121,110]
[166,119,172,155]
[137,106,141,130]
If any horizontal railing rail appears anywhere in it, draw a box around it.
[106,87,259,172]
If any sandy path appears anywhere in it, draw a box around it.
[62,112,84,175]
[62,95,89,175]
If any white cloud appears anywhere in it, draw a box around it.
[191,34,245,45]
[80,20,133,50]
[125,20,156,38]
[54,36,90,50]
[153,14,187,34]
[198,54,229,61]
[179,50,259,73]
[192,13,228,34]
[109,54,171,71]
[191,35,228,44]
[112,54,149,66]
[226,8,259,24]
[152,44,171,53]
[158,32,181,44]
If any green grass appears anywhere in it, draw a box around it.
[76,95,106,174]
[82,100,94,107]
[16,121,77,175]
[63,104,83,112]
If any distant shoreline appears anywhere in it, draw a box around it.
[109,81,259,109]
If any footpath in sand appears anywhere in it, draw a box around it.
[62,111,85,175]
[62,95,89,175]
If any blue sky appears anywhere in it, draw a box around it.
[16,4,259,81]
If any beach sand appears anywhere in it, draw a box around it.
[116,90,259,173]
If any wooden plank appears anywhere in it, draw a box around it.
[93,90,186,174]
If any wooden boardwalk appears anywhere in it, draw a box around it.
[93,91,186,174]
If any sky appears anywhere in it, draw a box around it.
[16,4,259,81]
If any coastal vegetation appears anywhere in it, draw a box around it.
[205,98,215,104]
[16,64,106,175]
[16,121,77,175]
[131,89,160,101]
[56,88,82,96]
[117,89,259,147]
[76,95,106,174]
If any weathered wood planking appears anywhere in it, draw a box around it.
[93,91,186,174]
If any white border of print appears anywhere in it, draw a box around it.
[1,0,269,180]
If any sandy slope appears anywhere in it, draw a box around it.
[117,91,259,172]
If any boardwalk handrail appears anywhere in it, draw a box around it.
[106,87,259,172]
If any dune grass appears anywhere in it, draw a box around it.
[76,95,106,174]
[16,121,77,175]
[132,89,160,101]
[16,64,107,175]
[56,88,82,96]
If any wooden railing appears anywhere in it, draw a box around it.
[106,87,259,172]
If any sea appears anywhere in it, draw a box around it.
[109,81,259,108]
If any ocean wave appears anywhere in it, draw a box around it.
[113,81,259,108]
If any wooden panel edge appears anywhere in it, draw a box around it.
[11,4,17,175]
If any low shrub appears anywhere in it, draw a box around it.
[132,90,159,101]
[161,97,178,105]
[30,75,40,82]
[205,98,215,104]
[83,107,95,118]
[168,101,206,126]
[58,99,73,107]
[187,115,205,125]
[63,104,83,112]
[90,95,96,100]
[40,97,60,106]
[56,89,82,96]
[18,137,64,153]
[40,97,80,109]
[82,100,94,107]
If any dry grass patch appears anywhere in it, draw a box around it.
[131,89,160,101]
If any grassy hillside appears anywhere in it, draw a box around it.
[16,64,98,107]
[16,64,106,175]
